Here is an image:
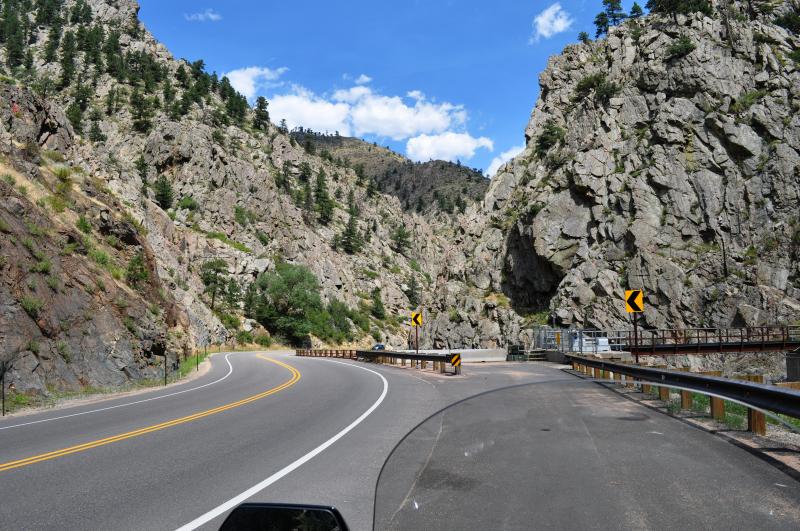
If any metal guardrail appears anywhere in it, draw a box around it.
[295,349,462,374]
[566,354,800,420]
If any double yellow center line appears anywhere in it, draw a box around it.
[0,355,300,473]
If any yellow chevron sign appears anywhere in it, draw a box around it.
[411,312,423,327]
[625,290,644,313]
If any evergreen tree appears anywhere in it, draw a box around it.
[302,179,314,214]
[162,77,175,107]
[603,0,627,25]
[88,109,106,141]
[405,275,421,308]
[253,96,270,130]
[103,30,125,79]
[578,31,591,44]
[126,251,149,289]
[66,102,83,131]
[629,2,644,18]
[200,258,228,310]
[43,24,62,63]
[135,155,148,186]
[594,11,610,37]
[340,212,362,254]
[5,10,25,69]
[153,175,174,210]
[298,162,312,182]
[59,30,77,87]
[129,88,153,133]
[370,288,386,320]
[314,170,334,225]
[391,225,411,255]
[366,177,377,198]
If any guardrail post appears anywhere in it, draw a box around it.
[653,365,670,400]
[677,368,693,410]
[700,370,725,420]
[738,374,767,435]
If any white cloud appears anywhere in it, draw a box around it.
[265,81,491,162]
[184,8,222,22]
[406,132,493,163]
[354,74,372,85]
[225,66,288,100]
[270,86,352,135]
[530,3,573,42]
[486,144,525,177]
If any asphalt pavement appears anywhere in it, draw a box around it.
[0,351,797,531]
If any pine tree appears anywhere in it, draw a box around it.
[66,102,83,132]
[594,12,610,37]
[391,225,411,255]
[603,0,627,26]
[629,2,644,18]
[315,170,334,225]
[302,179,314,214]
[135,155,148,186]
[5,10,25,69]
[154,175,174,210]
[129,88,154,133]
[43,23,62,63]
[253,96,270,130]
[200,258,228,310]
[405,275,420,308]
[578,31,591,44]
[370,288,386,320]
[59,30,77,87]
[88,109,106,141]
[341,212,362,254]
[103,30,124,79]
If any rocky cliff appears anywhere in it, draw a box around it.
[428,0,800,347]
[0,0,450,394]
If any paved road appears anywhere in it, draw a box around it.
[0,351,798,530]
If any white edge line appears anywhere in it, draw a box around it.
[174,358,389,531]
[0,353,235,431]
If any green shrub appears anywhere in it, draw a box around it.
[89,248,110,266]
[205,231,253,253]
[56,340,71,362]
[126,251,149,288]
[666,36,695,60]
[789,49,800,64]
[42,150,65,162]
[535,120,565,157]
[775,11,800,33]
[21,295,44,318]
[234,206,251,226]
[236,330,254,344]
[731,90,766,113]
[178,196,199,210]
[2,173,14,186]
[47,195,68,213]
[574,72,619,104]
[52,166,72,180]
[254,333,273,347]
[31,258,52,274]
[76,215,92,234]
[154,175,174,210]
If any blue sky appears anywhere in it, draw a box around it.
[138,1,630,175]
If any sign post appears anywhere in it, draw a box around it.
[1,360,5,417]
[411,311,423,357]
[625,290,645,364]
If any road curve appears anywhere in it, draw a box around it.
[0,351,388,530]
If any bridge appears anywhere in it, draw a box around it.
[534,325,800,356]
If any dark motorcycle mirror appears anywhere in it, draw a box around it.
[219,503,349,531]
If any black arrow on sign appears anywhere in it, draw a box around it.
[627,290,643,312]
[412,313,422,326]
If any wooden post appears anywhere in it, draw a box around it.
[677,368,693,410]
[700,370,725,420]
[738,374,766,435]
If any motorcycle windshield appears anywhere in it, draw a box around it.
[372,379,800,530]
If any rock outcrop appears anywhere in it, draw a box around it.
[428,1,800,347]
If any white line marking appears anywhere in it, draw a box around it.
[175,358,389,531]
[0,353,236,431]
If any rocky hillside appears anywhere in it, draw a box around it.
[427,0,800,347]
[290,131,489,214]
[0,0,453,394]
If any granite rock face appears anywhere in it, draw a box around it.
[427,2,800,348]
